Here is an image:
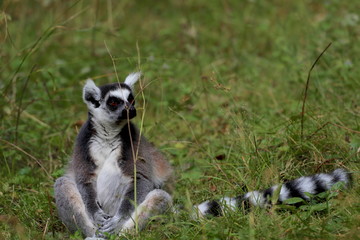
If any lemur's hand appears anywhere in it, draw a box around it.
[93,209,111,226]
[97,215,122,235]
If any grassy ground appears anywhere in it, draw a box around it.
[1,0,360,239]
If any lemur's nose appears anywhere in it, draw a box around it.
[121,103,136,120]
[124,102,132,110]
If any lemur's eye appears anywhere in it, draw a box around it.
[108,101,119,107]
[109,100,118,106]
[107,97,123,109]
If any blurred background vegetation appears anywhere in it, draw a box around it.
[0,0,359,239]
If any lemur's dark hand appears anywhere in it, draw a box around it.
[93,209,111,226]
[97,215,122,235]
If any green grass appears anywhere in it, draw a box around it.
[1,0,360,239]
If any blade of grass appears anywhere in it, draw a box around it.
[300,42,332,140]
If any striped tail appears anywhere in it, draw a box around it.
[195,168,351,217]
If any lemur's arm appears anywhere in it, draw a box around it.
[76,178,99,214]
[72,137,110,223]
[74,169,111,226]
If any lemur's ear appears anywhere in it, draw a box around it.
[83,79,101,108]
[124,72,141,90]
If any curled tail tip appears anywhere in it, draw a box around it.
[332,168,347,174]
[332,168,352,186]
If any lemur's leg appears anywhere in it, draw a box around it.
[97,178,171,235]
[54,176,97,237]
[121,189,172,231]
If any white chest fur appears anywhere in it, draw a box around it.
[89,136,132,216]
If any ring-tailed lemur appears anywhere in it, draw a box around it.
[54,73,351,238]
[54,73,173,238]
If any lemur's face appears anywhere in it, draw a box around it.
[82,73,141,126]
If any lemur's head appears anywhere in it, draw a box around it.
[82,72,141,126]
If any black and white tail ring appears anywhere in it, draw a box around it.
[195,168,351,217]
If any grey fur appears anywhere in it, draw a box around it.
[54,73,173,238]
